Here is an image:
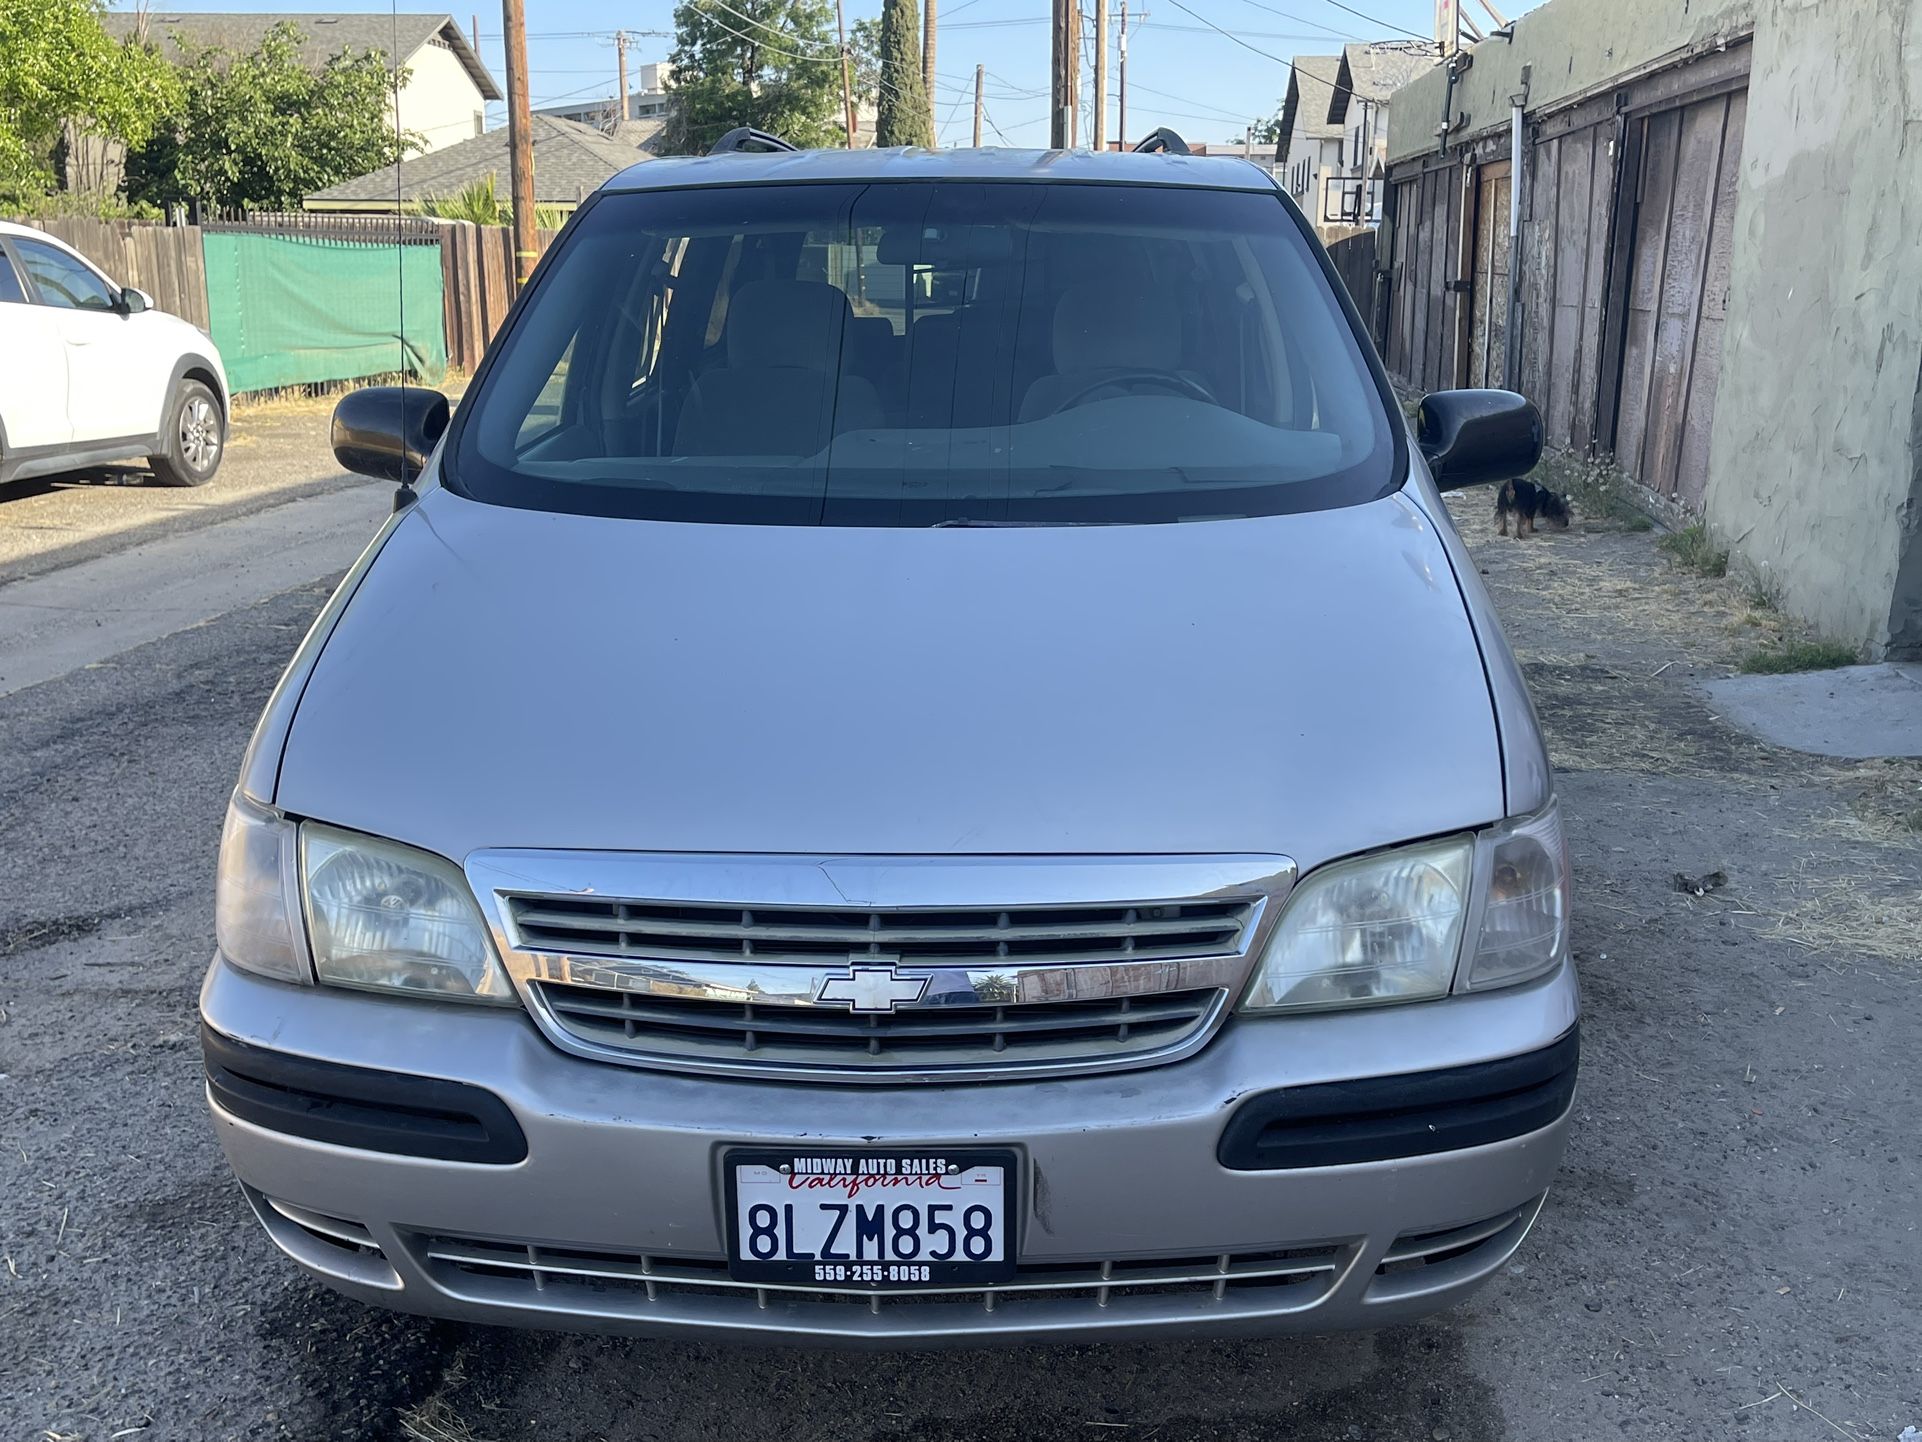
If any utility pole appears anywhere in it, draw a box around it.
[1050,0,1070,148]
[923,0,938,139]
[972,63,984,146]
[1067,0,1081,146]
[614,30,628,123]
[1093,0,1108,149]
[1116,0,1127,149]
[502,0,537,289]
[834,0,857,147]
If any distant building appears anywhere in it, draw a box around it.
[1275,55,1345,225]
[538,63,675,127]
[304,115,647,213]
[104,12,502,156]
[1323,41,1437,227]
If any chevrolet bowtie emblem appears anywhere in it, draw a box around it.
[816,965,930,1013]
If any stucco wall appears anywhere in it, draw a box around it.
[398,41,486,155]
[1386,0,1754,163]
[1701,0,1922,657]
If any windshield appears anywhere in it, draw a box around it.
[450,181,1396,526]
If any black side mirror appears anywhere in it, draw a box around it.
[118,286,150,314]
[1416,389,1542,491]
[332,386,451,484]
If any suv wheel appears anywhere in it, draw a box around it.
[149,381,224,487]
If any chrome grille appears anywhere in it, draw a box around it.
[414,1233,1349,1320]
[507,896,1255,969]
[534,980,1224,1071]
[471,852,1295,1083]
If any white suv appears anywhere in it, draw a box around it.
[0,220,229,487]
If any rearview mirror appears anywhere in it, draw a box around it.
[332,386,451,484]
[1416,389,1542,491]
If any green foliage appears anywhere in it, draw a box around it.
[0,179,161,220]
[419,173,564,230]
[665,0,844,154]
[873,0,932,148]
[848,17,883,110]
[0,0,181,185]
[1657,524,1729,578]
[1253,115,1281,145]
[1738,640,1858,675]
[128,21,415,212]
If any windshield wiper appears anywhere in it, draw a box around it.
[929,517,1100,528]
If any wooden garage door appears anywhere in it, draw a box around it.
[1612,88,1747,510]
[1467,161,1511,388]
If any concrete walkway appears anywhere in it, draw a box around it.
[1702,662,1922,758]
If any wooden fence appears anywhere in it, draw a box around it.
[7,213,561,388]
[15,217,210,330]
[1325,230,1382,353]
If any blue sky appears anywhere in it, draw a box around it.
[130,0,1543,149]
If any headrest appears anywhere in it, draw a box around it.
[726,280,852,369]
[1052,284,1181,374]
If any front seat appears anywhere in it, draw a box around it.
[674,280,884,456]
[1018,284,1188,422]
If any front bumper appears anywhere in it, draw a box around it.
[200,955,1578,1345]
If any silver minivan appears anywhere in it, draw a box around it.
[204,143,1576,1345]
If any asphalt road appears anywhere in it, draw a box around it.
[0,427,1916,1442]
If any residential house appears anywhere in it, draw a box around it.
[1378,0,1922,659]
[104,12,502,155]
[1322,41,1436,226]
[304,115,648,214]
[1275,55,1344,224]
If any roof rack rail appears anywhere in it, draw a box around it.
[1131,127,1192,155]
[709,127,798,156]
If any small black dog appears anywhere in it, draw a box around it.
[1495,478,1572,538]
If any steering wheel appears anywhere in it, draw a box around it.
[1047,369,1218,416]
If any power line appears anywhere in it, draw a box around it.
[1122,78,1254,121]
[696,0,845,58]
[1316,0,1436,43]
[1156,0,1291,64]
[1223,0,1359,41]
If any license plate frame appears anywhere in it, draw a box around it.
[723,1147,1019,1288]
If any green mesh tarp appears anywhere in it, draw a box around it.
[202,230,446,394]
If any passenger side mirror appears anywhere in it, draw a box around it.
[119,286,151,314]
[1416,389,1542,491]
[332,386,451,484]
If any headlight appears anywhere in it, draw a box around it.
[301,825,514,1004]
[1239,800,1571,1015]
[1240,835,1473,1013]
[1460,802,1570,991]
[215,792,310,983]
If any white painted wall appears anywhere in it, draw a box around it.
[395,39,487,154]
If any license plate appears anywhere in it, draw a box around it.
[725,1148,1017,1287]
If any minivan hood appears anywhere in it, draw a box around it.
[277,487,1502,866]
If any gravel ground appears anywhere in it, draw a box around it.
[0,476,1916,1442]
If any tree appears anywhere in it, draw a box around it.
[420,173,565,231]
[1253,115,1282,145]
[128,21,414,213]
[872,0,932,148]
[664,0,843,154]
[0,0,180,188]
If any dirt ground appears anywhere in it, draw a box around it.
[0,465,1916,1441]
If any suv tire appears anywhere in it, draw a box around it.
[149,380,224,487]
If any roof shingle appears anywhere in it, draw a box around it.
[305,114,649,208]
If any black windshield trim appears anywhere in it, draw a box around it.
[438,179,1410,527]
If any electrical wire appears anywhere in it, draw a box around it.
[697,0,845,57]
[1154,0,1291,64]
[1222,0,1361,41]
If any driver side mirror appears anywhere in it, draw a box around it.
[118,286,151,314]
[1416,389,1542,491]
[332,385,451,484]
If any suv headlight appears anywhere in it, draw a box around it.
[301,824,515,1004]
[1240,800,1570,1014]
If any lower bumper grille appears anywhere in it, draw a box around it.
[535,981,1225,1075]
[413,1233,1349,1319]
